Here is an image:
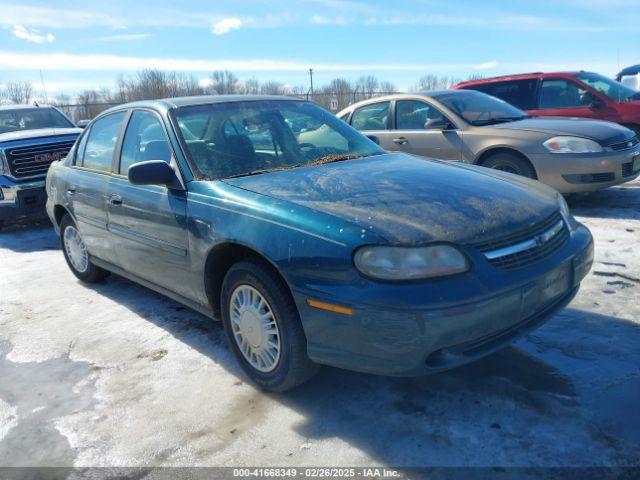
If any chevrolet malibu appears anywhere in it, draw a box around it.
[46,96,594,391]
[338,90,640,193]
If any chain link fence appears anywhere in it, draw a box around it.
[55,91,399,122]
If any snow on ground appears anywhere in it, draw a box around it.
[0,179,639,468]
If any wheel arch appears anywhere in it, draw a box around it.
[474,147,538,179]
[204,241,294,319]
[53,204,73,227]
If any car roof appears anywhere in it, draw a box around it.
[100,95,304,115]
[455,71,587,88]
[617,64,640,77]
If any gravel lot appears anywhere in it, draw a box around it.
[0,179,639,470]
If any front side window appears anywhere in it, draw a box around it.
[396,100,447,130]
[574,72,639,102]
[539,79,587,109]
[81,112,126,172]
[120,111,171,175]
[0,107,74,134]
[433,90,529,126]
[173,100,384,179]
[351,102,390,131]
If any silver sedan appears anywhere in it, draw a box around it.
[337,90,640,193]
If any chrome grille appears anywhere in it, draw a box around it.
[470,211,569,270]
[610,136,639,151]
[5,140,75,178]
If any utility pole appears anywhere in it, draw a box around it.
[309,68,314,96]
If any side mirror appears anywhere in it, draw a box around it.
[128,160,177,187]
[76,119,90,129]
[365,135,380,145]
[581,92,604,109]
[424,118,453,130]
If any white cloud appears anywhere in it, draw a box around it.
[97,33,152,42]
[475,61,499,70]
[0,50,622,77]
[11,25,55,43]
[212,17,242,35]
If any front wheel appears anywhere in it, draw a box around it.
[59,215,109,283]
[481,152,536,179]
[221,259,319,392]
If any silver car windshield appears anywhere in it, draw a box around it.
[434,90,529,126]
[173,100,385,179]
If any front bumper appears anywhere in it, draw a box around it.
[530,146,640,193]
[293,224,593,376]
[0,176,49,224]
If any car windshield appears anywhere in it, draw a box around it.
[0,107,75,134]
[433,90,529,126]
[574,72,640,102]
[172,100,385,179]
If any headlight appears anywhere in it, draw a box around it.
[354,245,469,281]
[543,136,603,154]
[557,192,575,231]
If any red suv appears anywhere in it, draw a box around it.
[454,72,640,135]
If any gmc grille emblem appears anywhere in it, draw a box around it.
[34,152,63,163]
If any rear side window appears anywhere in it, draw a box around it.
[80,112,126,172]
[351,102,390,131]
[464,80,538,110]
[120,110,171,175]
[539,79,587,109]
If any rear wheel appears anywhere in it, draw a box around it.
[59,215,109,283]
[221,259,319,392]
[481,152,536,179]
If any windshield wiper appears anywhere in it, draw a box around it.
[472,115,530,126]
[224,154,369,179]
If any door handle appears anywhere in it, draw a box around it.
[109,195,123,206]
[393,137,408,145]
[67,187,77,195]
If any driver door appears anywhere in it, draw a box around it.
[392,99,463,161]
[106,109,192,298]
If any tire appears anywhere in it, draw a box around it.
[481,152,536,179]
[59,215,109,283]
[221,259,319,392]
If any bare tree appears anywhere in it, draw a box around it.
[379,80,397,94]
[355,75,379,99]
[413,74,461,91]
[466,73,485,81]
[242,78,260,94]
[260,81,287,95]
[4,81,34,104]
[209,70,239,95]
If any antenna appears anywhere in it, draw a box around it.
[39,69,49,104]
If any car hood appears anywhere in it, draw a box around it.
[0,128,81,144]
[224,153,559,245]
[491,117,634,145]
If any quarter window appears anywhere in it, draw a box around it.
[351,102,390,131]
[81,112,126,172]
[120,111,171,175]
[396,100,447,130]
[539,79,587,109]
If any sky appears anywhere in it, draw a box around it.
[0,0,639,97]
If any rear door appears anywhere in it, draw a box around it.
[67,111,126,264]
[392,99,463,161]
[106,109,191,298]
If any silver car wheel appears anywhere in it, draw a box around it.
[229,285,281,373]
[63,225,89,273]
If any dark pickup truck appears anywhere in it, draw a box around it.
[0,105,81,229]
